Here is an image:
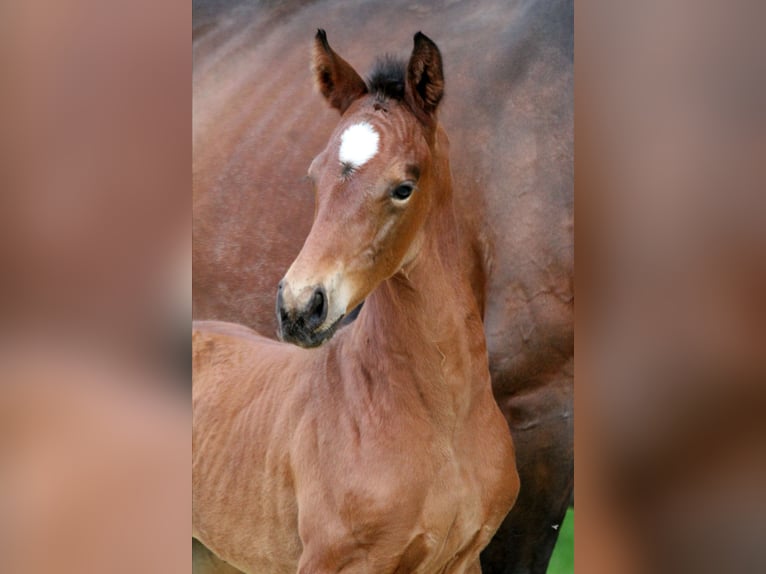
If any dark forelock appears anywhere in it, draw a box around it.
[366,55,407,102]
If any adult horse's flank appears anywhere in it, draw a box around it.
[193,32,519,574]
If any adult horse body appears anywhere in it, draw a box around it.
[193,1,573,572]
[193,33,519,573]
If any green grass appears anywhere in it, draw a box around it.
[546,508,573,574]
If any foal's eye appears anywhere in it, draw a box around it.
[391,182,415,202]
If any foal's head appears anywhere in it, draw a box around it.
[277,30,446,348]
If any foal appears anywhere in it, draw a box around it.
[193,31,518,574]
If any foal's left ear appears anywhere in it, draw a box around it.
[405,32,444,120]
[312,29,368,114]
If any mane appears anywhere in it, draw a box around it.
[366,55,406,102]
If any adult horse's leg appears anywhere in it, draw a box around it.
[193,539,244,574]
[481,449,573,573]
[480,374,574,574]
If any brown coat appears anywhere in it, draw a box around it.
[193,32,519,574]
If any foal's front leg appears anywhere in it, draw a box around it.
[297,536,410,574]
[296,551,374,574]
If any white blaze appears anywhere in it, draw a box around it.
[339,122,379,169]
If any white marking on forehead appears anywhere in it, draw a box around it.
[339,122,379,169]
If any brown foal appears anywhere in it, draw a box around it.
[192,31,519,574]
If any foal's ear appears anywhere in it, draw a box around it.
[405,32,444,120]
[312,29,368,114]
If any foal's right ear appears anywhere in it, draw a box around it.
[312,29,368,114]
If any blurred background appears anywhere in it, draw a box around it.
[1,0,764,573]
[576,1,766,573]
[0,0,190,572]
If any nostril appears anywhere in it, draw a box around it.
[310,289,324,318]
[308,286,327,326]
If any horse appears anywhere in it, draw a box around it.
[193,32,520,574]
[193,2,573,572]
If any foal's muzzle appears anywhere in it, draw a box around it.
[276,281,335,348]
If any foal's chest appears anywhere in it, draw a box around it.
[328,428,502,572]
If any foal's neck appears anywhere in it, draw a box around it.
[346,128,488,411]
